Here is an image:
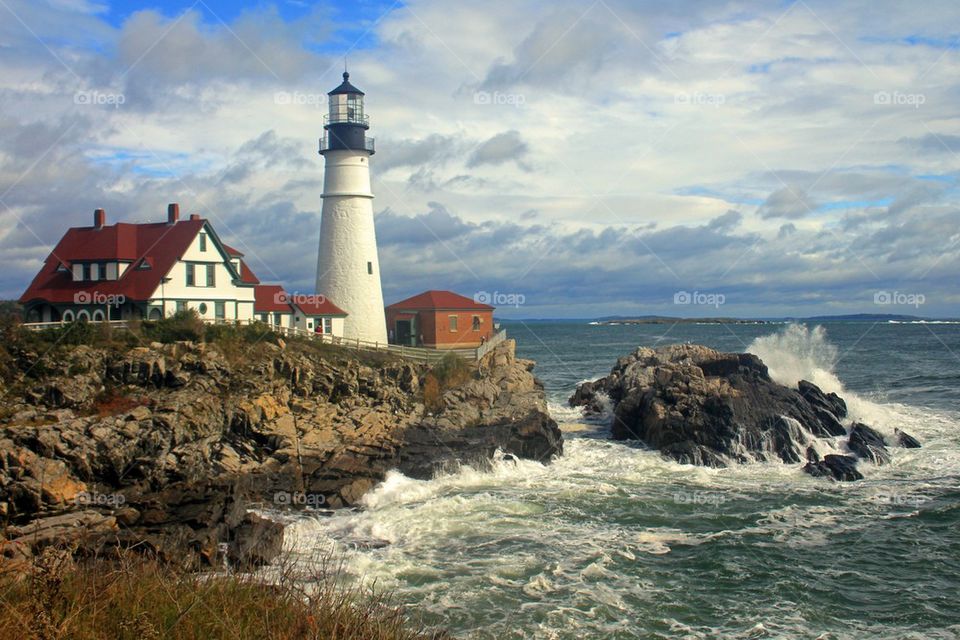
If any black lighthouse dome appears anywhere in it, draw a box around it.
[328,71,365,96]
[320,71,374,155]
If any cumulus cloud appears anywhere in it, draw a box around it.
[758,186,817,219]
[466,130,529,169]
[2,0,960,317]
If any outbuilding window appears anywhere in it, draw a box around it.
[472,316,481,331]
[449,315,458,332]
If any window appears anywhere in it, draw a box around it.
[367,261,373,275]
[215,301,225,319]
[98,262,108,280]
[472,315,481,331]
[198,303,208,315]
[273,312,282,326]
[186,263,195,286]
[199,233,207,252]
[82,263,91,281]
[449,315,458,332]
[323,317,332,334]
[259,313,268,322]
[206,264,215,287]
[176,301,186,313]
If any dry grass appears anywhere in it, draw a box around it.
[0,548,448,640]
[422,353,475,412]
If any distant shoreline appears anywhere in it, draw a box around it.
[590,318,771,325]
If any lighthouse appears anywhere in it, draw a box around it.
[315,72,388,344]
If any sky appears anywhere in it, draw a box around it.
[0,0,958,318]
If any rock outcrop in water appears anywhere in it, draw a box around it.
[0,336,560,570]
[569,344,919,479]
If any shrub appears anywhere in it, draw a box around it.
[140,311,206,343]
[421,353,475,411]
[422,373,442,413]
[430,353,474,389]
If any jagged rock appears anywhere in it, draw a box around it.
[803,454,863,481]
[0,335,560,569]
[847,422,890,464]
[895,429,922,448]
[797,380,847,437]
[570,344,851,467]
[228,511,284,567]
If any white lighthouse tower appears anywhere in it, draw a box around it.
[315,72,388,344]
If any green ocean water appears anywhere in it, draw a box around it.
[281,321,960,639]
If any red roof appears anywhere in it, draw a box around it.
[239,260,260,284]
[221,243,244,257]
[386,290,494,311]
[291,295,347,317]
[254,285,292,313]
[19,219,215,304]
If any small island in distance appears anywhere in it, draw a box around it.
[589,313,956,325]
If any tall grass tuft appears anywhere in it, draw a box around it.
[0,548,448,640]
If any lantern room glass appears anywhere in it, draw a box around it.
[327,93,367,126]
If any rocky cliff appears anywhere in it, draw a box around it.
[0,335,561,570]
[570,344,918,478]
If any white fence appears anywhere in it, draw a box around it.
[21,318,507,364]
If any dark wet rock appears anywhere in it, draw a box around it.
[797,380,847,437]
[847,422,891,464]
[895,429,922,448]
[803,454,863,481]
[570,344,854,468]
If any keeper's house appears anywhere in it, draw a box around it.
[385,290,494,348]
[18,204,346,337]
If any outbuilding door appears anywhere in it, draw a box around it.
[395,319,413,345]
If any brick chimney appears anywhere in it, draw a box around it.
[189,213,200,221]
[94,208,105,229]
[167,202,180,224]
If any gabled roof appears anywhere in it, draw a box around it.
[386,290,494,311]
[292,295,347,317]
[19,219,209,304]
[254,285,292,313]
[239,260,260,284]
[221,243,244,257]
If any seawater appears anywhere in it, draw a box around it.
[277,321,960,639]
